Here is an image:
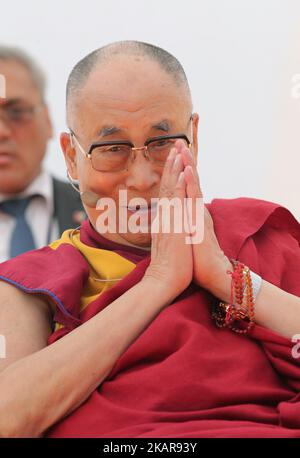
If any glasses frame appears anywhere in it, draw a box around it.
[69,114,194,173]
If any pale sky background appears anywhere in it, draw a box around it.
[1,0,300,219]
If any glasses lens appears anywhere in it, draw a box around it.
[147,137,189,165]
[91,144,131,171]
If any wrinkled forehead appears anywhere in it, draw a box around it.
[0,59,40,102]
[68,57,192,134]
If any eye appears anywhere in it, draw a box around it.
[108,146,126,153]
[152,139,174,148]
[5,106,35,123]
[105,145,129,154]
[8,108,25,118]
[97,144,131,155]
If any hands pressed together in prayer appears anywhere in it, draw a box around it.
[145,139,232,301]
[144,139,300,340]
[180,140,233,297]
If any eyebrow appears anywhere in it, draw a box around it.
[0,98,25,107]
[97,120,171,138]
[97,126,121,137]
[151,120,170,133]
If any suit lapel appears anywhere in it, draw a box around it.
[52,177,85,233]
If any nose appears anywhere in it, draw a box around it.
[0,116,12,140]
[125,152,160,192]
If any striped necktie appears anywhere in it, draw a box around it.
[0,195,36,258]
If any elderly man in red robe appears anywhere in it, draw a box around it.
[0,40,300,438]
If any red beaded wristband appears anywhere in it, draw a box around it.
[211,259,255,334]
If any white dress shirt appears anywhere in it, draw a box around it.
[0,169,59,263]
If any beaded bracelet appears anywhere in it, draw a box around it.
[211,259,257,334]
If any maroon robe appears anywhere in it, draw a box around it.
[0,197,299,437]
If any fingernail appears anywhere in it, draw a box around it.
[173,154,181,167]
[186,149,193,161]
[177,171,184,185]
[187,165,194,175]
[167,148,175,161]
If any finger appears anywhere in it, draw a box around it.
[184,165,204,238]
[162,152,185,201]
[160,148,184,198]
[171,153,184,188]
[158,147,178,197]
[184,165,203,199]
[174,138,187,154]
[174,168,186,196]
[181,146,195,168]
[162,146,177,179]
[176,170,185,188]
[153,167,185,237]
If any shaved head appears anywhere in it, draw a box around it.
[61,40,199,249]
[66,40,192,121]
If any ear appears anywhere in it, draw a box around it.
[191,113,199,165]
[60,132,79,180]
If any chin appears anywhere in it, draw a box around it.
[0,174,28,194]
[121,232,152,248]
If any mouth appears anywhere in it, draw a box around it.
[126,202,158,214]
[0,152,15,166]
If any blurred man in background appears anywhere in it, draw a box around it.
[0,46,85,262]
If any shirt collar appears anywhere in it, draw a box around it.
[0,169,54,214]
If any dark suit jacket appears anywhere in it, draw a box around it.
[52,177,86,234]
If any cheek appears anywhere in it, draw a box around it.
[15,126,47,158]
[81,172,125,229]
[78,163,122,199]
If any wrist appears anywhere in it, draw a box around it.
[140,275,174,307]
[204,257,233,303]
[208,259,263,311]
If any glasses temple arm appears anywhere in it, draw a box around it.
[69,129,89,158]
